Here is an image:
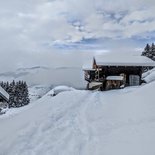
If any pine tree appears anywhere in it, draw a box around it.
[1,80,30,108]
[14,80,30,107]
[8,80,16,108]
[142,43,155,61]
[145,43,150,52]
[22,81,30,106]
[151,43,155,60]
[6,81,9,92]
[0,81,4,88]
[14,81,20,107]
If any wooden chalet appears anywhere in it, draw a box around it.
[83,55,155,90]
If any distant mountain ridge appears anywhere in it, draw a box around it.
[17,66,50,71]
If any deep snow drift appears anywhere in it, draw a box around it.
[0,81,155,155]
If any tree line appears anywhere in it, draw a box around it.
[142,43,155,61]
[0,80,30,108]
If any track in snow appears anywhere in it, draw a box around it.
[1,85,155,155]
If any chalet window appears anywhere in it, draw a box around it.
[129,75,140,86]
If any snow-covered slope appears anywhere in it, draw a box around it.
[0,83,155,155]
[142,68,155,83]
[0,66,86,89]
[29,85,52,102]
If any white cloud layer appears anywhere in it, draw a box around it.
[0,0,155,72]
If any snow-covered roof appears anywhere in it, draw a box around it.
[95,55,155,67]
[89,82,103,88]
[106,76,124,81]
[83,68,96,71]
[0,86,9,101]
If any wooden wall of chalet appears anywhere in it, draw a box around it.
[99,66,142,85]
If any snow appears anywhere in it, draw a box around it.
[29,85,51,102]
[95,55,155,66]
[47,85,75,96]
[0,86,9,101]
[0,102,8,114]
[88,81,103,87]
[83,68,96,71]
[142,68,155,83]
[106,75,124,81]
[0,83,155,155]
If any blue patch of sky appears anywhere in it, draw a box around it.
[67,18,85,31]
[47,32,155,50]
[50,37,153,51]
[129,18,155,24]
[96,9,128,23]
[66,14,81,24]
[52,37,105,50]
[122,35,155,49]
[80,38,99,44]
[132,31,155,42]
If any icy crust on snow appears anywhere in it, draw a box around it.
[0,83,155,155]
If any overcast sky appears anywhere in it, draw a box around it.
[0,0,155,72]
